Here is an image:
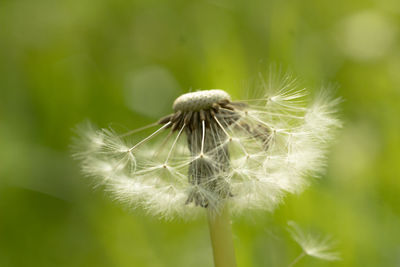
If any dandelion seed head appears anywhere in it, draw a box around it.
[73,72,341,219]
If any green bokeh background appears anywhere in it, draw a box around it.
[1,0,400,266]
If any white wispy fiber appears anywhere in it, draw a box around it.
[288,221,341,261]
[73,72,341,220]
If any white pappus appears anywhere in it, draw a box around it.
[73,72,341,220]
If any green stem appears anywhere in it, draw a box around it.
[207,205,237,267]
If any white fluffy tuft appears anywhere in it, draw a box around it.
[73,73,341,219]
[288,221,341,261]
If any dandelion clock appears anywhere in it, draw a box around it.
[73,72,341,267]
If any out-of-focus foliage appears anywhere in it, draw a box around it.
[0,0,399,266]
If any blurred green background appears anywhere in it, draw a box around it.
[1,0,400,266]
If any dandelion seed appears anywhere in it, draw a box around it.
[288,221,341,266]
[73,73,341,219]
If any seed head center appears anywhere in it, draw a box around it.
[173,89,231,112]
